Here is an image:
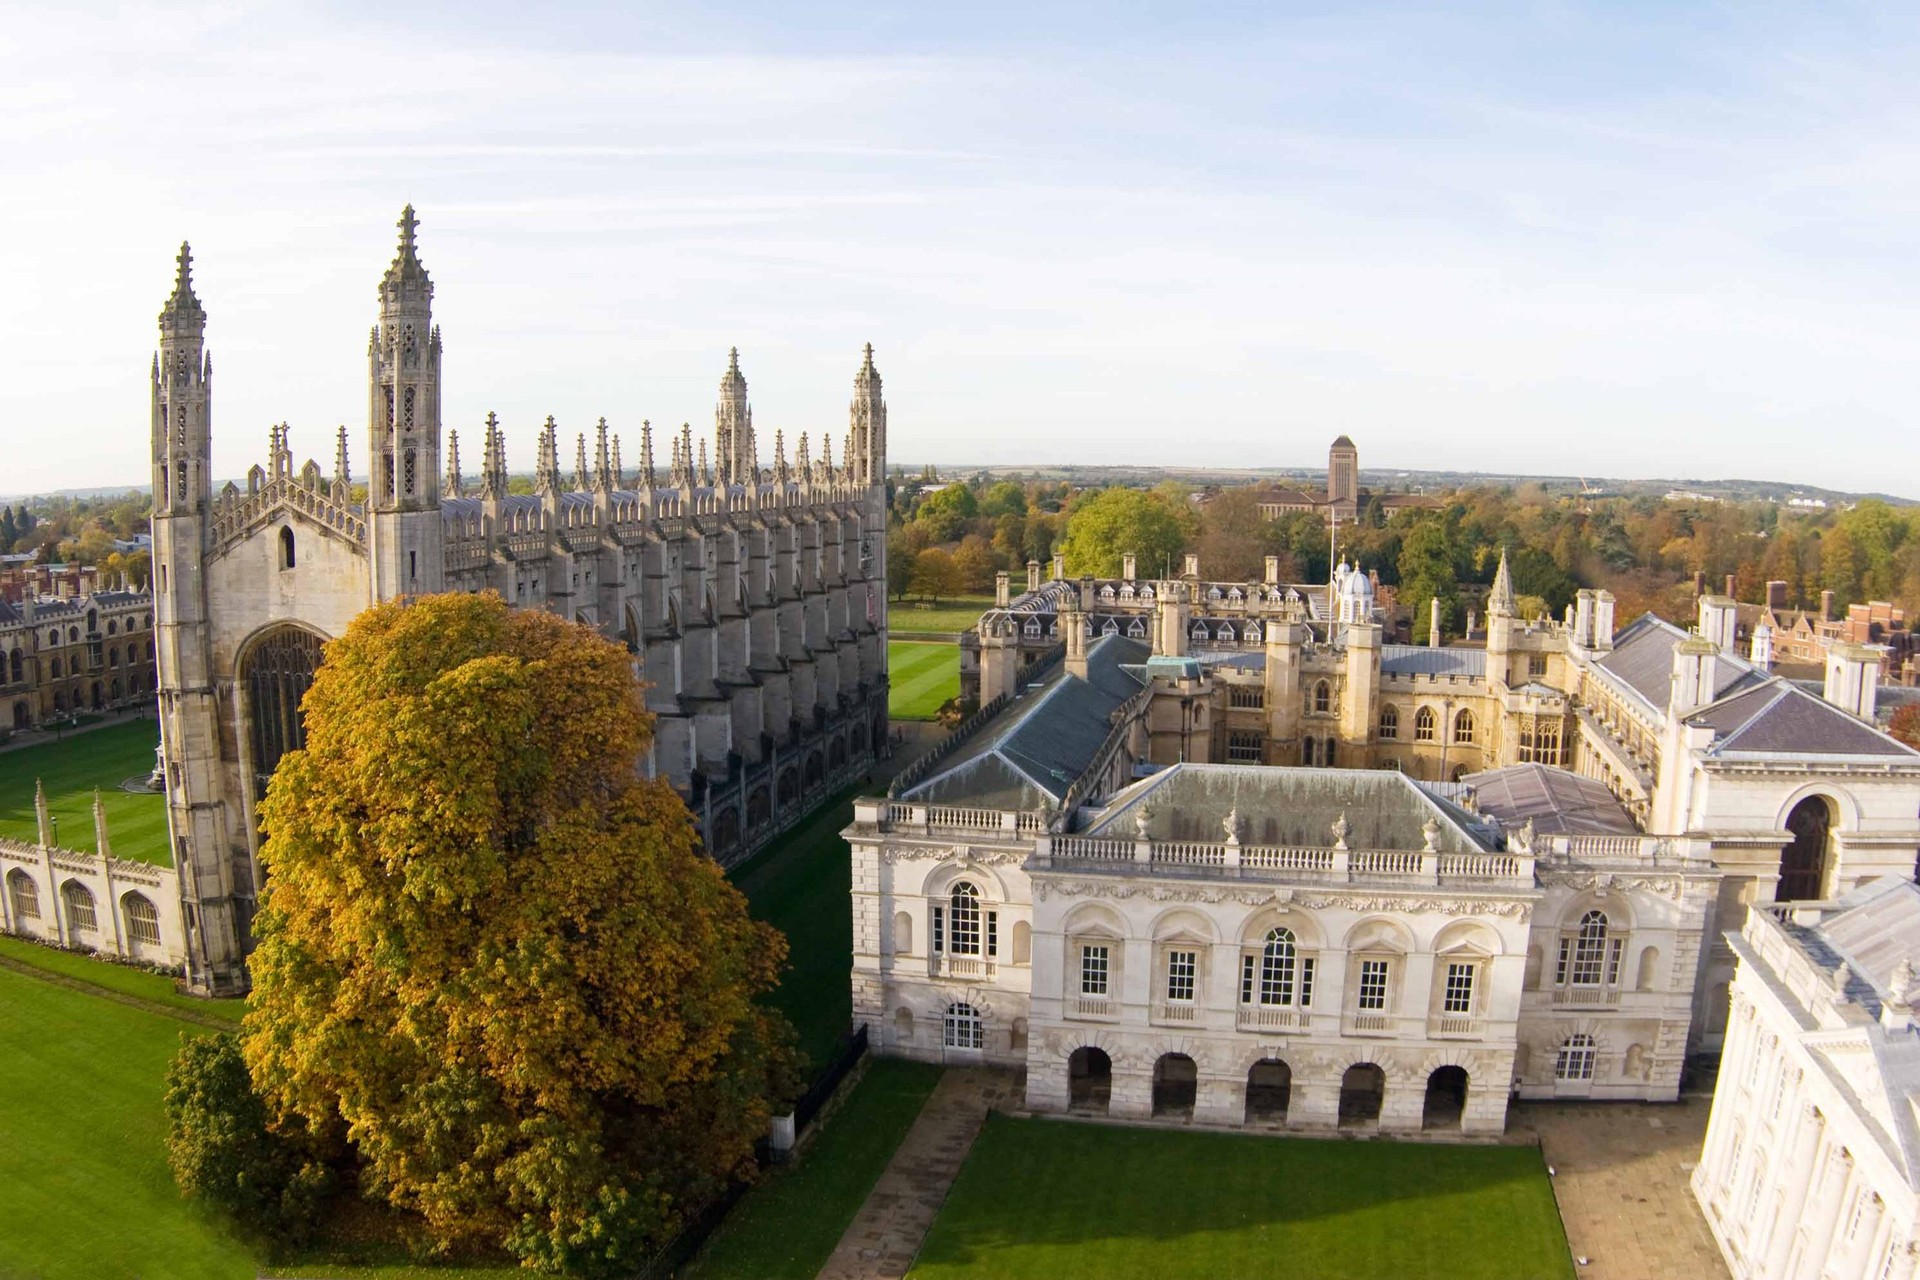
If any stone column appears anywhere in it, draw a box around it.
[1110,1057,1152,1119]
[1792,1145,1854,1280]
[1762,1105,1825,1277]
[1289,1071,1341,1130]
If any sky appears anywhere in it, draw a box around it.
[6,2,1920,495]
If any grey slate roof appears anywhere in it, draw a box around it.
[1459,763,1639,836]
[1381,645,1487,677]
[1595,614,1916,760]
[903,634,1150,810]
[1805,877,1920,1014]
[1082,763,1496,853]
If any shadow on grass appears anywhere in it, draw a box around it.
[729,788,862,1076]
[910,1114,1574,1280]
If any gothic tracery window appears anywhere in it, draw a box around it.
[1413,705,1436,742]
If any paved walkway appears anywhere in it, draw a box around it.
[815,1067,1022,1280]
[1511,1096,1728,1280]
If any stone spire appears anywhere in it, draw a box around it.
[796,431,812,484]
[594,418,612,493]
[384,203,430,289]
[93,789,112,860]
[159,241,206,335]
[676,424,695,490]
[773,429,789,485]
[611,434,624,490]
[480,413,506,501]
[35,779,52,848]
[574,433,590,491]
[445,429,463,497]
[820,431,834,481]
[847,342,886,487]
[332,425,351,500]
[1489,547,1517,618]
[535,416,560,496]
[640,420,657,491]
[697,437,711,488]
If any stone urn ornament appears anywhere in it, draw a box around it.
[1330,811,1350,851]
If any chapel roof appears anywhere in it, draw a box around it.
[1381,645,1487,677]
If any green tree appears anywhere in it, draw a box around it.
[1195,487,1288,582]
[165,1033,335,1243]
[241,593,796,1275]
[886,529,914,600]
[915,484,979,542]
[1399,520,1459,644]
[978,480,1028,519]
[1058,488,1189,578]
[952,535,996,593]
[909,547,962,603]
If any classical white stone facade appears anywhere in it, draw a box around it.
[1693,879,1920,1280]
[855,554,1920,1136]
[151,211,890,992]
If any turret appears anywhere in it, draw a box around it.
[847,344,886,488]
[152,243,211,518]
[715,348,757,486]
[367,205,444,599]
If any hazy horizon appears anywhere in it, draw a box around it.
[8,3,1920,493]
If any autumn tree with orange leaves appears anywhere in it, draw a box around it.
[228,592,795,1274]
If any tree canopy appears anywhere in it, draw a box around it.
[1058,487,1192,578]
[235,592,795,1274]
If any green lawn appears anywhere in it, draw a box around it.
[730,790,859,1074]
[889,642,961,720]
[910,1116,1575,1280]
[0,965,257,1280]
[890,595,994,635]
[687,1059,943,1279]
[0,935,246,1023]
[0,718,171,865]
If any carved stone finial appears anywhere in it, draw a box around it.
[1134,808,1152,841]
[1222,807,1241,846]
[1831,963,1853,1001]
[1330,811,1350,851]
[1421,816,1441,853]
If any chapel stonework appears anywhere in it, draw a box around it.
[151,210,890,994]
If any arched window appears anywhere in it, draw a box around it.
[943,1002,983,1049]
[62,881,97,933]
[108,647,119,667]
[7,869,39,920]
[279,525,297,570]
[1557,910,1616,987]
[122,892,161,945]
[48,657,61,679]
[8,650,20,682]
[1250,927,1301,1006]
[1778,795,1834,902]
[937,881,983,956]
[1453,709,1475,744]
[1555,1033,1597,1080]
[1313,681,1331,714]
[1414,706,1436,742]
[1378,705,1398,739]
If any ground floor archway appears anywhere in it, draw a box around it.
[1152,1052,1197,1119]
[1339,1063,1385,1127]
[1423,1065,1468,1131]
[1069,1047,1112,1114]
[1246,1058,1291,1124]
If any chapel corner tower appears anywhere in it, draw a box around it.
[367,204,445,600]
[150,242,250,995]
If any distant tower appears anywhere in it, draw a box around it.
[1327,435,1359,521]
[366,205,444,600]
[715,348,756,486]
[150,244,246,994]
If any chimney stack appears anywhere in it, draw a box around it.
[995,572,1010,608]
[1766,580,1788,611]
[1122,552,1137,581]
[1064,602,1088,679]
[1264,555,1280,586]
[1824,642,1881,721]
[1820,590,1836,622]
